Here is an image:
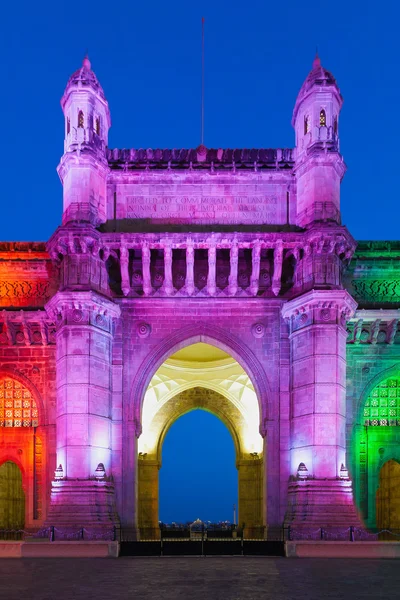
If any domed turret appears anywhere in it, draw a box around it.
[61,56,111,153]
[293,55,346,228]
[57,57,111,226]
[292,54,342,155]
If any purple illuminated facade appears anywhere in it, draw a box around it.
[1,55,400,538]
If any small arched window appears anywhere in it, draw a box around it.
[0,377,39,427]
[78,110,84,128]
[333,117,338,136]
[66,117,70,135]
[363,375,400,427]
[304,115,310,134]
[95,117,101,136]
[319,109,326,127]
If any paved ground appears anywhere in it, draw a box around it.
[0,557,399,600]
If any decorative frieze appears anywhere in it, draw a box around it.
[351,280,400,303]
[346,311,400,344]
[0,311,56,346]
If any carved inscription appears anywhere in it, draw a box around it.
[125,195,282,224]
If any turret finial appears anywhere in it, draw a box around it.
[312,49,321,70]
[82,54,91,71]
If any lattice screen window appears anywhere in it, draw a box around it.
[0,378,38,427]
[364,376,400,426]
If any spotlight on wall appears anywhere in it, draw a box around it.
[139,452,147,459]
[54,464,64,480]
[250,452,258,458]
[339,463,349,479]
[94,463,106,480]
[297,462,308,480]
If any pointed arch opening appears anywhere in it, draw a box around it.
[353,370,400,529]
[137,342,265,540]
[319,108,327,127]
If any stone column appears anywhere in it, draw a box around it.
[282,290,361,530]
[163,242,173,296]
[207,243,216,296]
[250,241,261,296]
[185,240,195,296]
[228,241,238,296]
[120,243,131,297]
[142,242,152,296]
[272,240,283,297]
[45,290,121,530]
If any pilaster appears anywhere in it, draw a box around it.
[282,289,361,529]
[44,290,121,531]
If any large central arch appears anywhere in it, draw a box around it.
[130,323,272,433]
[136,343,266,539]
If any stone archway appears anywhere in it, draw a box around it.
[0,461,25,529]
[353,370,400,528]
[137,343,265,540]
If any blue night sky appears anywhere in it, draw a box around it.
[0,0,398,523]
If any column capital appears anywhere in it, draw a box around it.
[281,289,357,332]
[45,290,121,331]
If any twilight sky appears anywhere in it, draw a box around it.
[1,0,398,522]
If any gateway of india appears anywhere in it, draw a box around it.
[0,54,399,539]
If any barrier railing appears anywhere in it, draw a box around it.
[2,526,400,543]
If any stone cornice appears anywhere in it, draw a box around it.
[45,290,121,323]
[107,147,295,172]
[351,309,400,321]
[57,150,109,184]
[281,289,358,321]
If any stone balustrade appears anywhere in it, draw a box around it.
[92,231,354,299]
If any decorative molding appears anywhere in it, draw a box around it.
[251,323,266,339]
[281,289,357,333]
[45,290,121,331]
[136,322,151,339]
[351,279,400,303]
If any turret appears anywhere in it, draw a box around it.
[293,55,345,228]
[58,56,111,226]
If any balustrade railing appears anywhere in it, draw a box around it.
[105,236,303,298]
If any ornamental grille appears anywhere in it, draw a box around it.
[0,378,38,427]
[364,376,400,426]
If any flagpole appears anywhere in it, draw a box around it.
[201,17,205,146]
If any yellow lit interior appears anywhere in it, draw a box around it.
[138,343,263,458]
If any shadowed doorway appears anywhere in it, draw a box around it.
[376,459,400,530]
[0,461,25,530]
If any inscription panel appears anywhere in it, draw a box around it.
[111,181,290,225]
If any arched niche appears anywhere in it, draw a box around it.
[353,370,400,528]
[0,373,45,525]
[137,384,265,540]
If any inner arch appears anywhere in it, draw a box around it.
[159,408,237,524]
